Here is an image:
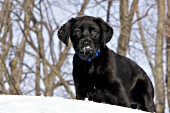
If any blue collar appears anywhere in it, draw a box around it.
[77,48,100,62]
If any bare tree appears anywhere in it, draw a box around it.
[106,0,113,23]
[165,0,170,112]
[0,0,89,98]
[154,1,165,112]
[136,1,165,112]
[117,0,138,56]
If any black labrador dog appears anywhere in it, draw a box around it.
[58,16,156,112]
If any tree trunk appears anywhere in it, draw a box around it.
[0,0,12,94]
[155,0,165,112]
[136,7,156,77]
[117,0,138,56]
[106,0,113,23]
[35,58,41,96]
[166,0,170,112]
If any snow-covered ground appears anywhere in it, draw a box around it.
[0,95,150,113]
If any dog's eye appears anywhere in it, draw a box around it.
[91,29,98,37]
[75,29,81,35]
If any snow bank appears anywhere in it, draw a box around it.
[0,95,150,113]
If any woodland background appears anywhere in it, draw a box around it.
[0,0,169,113]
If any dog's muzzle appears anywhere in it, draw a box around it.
[76,39,100,62]
[77,47,100,62]
[79,40,93,55]
[79,45,93,55]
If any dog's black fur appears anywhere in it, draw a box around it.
[58,16,156,112]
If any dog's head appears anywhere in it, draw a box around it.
[58,16,113,62]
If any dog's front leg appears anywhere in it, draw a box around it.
[74,79,87,100]
[87,88,130,107]
[87,89,118,105]
[76,92,86,100]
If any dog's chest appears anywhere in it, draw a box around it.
[84,63,109,87]
[88,63,95,75]
[86,62,104,76]
[74,52,116,89]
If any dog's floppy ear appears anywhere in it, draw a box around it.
[58,18,77,46]
[95,17,113,46]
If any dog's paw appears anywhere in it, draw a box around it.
[131,102,142,109]
[86,90,103,102]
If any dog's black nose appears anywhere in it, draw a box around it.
[83,40,92,47]
[85,41,90,46]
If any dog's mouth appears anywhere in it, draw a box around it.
[76,45,94,61]
[79,45,93,55]
[76,45,100,62]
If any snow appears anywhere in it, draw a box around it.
[0,95,150,113]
